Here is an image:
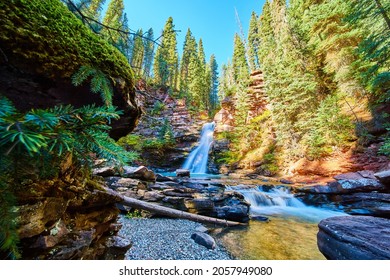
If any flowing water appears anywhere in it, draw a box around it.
[178,124,348,259]
[218,186,348,259]
[182,122,215,174]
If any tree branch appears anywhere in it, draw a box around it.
[64,0,180,47]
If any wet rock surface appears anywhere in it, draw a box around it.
[317,216,390,260]
[103,169,251,223]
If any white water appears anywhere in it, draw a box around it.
[182,122,215,174]
[228,186,347,223]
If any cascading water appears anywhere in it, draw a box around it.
[227,185,347,222]
[182,122,215,174]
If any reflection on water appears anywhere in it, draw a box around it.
[218,186,347,259]
[218,218,326,260]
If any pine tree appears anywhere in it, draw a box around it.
[209,54,219,112]
[153,17,179,89]
[247,11,260,71]
[232,34,249,83]
[179,28,197,95]
[86,0,106,21]
[258,0,319,157]
[347,0,390,100]
[143,28,155,78]
[131,29,145,76]
[218,61,235,100]
[102,0,125,44]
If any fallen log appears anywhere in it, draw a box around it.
[104,187,247,227]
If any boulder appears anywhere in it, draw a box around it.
[123,166,156,182]
[216,205,250,223]
[338,193,390,218]
[191,232,216,250]
[0,0,141,140]
[156,173,174,182]
[143,191,165,202]
[103,236,132,260]
[331,179,385,193]
[184,199,215,214]
[93,166,116,177]
[176,169,190,177]
[318,216,390,260]
[106,177,147,191]
[301,179,386,194]
[333,170,376,180]
[374,170,390,186]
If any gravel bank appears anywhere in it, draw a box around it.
[118,216,233,260]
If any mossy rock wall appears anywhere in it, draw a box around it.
[0,0,141,139]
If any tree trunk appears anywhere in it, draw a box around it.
[104,187,247,227]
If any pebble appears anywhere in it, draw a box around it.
[118,216,233,260]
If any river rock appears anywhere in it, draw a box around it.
[176,169,190,177]
[216,205,250,223]
[300,178,386,194]
[93,166,116,177]
[103,236,132,260]
[338,193,390,217]
[191,232,216,250]
[184,199,215,214]
[143,191,165,202]
[374,169,390,186]
[106,177,147,190]
[317,216,390,260]
[156,173,174,182]
[330,179,385,193]
[123,166,156,182]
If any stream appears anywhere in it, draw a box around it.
[176,122,348,260]
[216,186,347,260]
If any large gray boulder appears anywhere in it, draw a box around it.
[317,216,390,260]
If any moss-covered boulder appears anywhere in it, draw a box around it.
[0,0,141,139]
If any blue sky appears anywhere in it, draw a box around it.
[122,0,266,68]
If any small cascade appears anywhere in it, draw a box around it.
[182,122,215,174]
[228,186,346,222]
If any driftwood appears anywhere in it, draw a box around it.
[104,187,247,227]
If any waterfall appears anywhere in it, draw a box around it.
[227,186,346,222]
[182,122,215,174]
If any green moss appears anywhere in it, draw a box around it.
[0,0,134,92]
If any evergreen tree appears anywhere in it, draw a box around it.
[232,33,249,83]
[347,0,390,100]
[218,61,235,100]
[209,54,219,112]
[179,28,197,95]
[131,29,145,76]
[153,17,179,89]
[102,0,125,44]
[143,28,155,78]
[86,0,106,21]
[247,11,260,71]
